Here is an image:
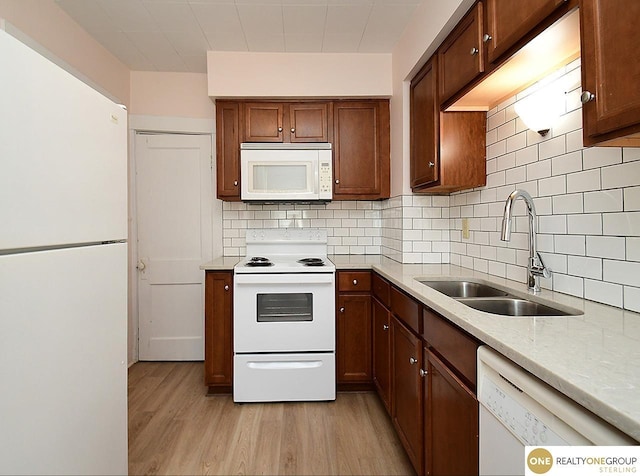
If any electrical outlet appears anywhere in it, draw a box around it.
[462,218,470,239]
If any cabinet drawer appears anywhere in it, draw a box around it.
[338,271,371,292]
[390,286,421,335]
[422,307,479,389]
[372,273,390,307]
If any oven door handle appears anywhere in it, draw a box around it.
[246,360,324,370]
[234,273,335,285]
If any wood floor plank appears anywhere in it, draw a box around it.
[128,362,415,475]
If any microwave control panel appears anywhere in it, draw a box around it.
[318,160,332,199]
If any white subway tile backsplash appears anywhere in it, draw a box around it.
[623,147,640,163]
[552,193,583,214]
[552,150,582,176]
[584,279,623,308]
[583,147,622,170]
[627,238,640,261]
[568,255,602,280]
[604,260,640,287]
[567,169,601,193]
[624,186,640,211]
[515,145,539,166]
[554,235,585,255]
[567,213,602,235]
[584,189,623,213]
[624,287,640,313]
[553,273,584,298]
[586,236,626,260]
[539,176,566,197]
[527,159,552,180]
[539,135,566,160]
[603,212,640,236]
[602,161,640,189]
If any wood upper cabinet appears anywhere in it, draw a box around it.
[410,55,439,188]
[580,0,640,146]
[215,101,241,200]
[333,100,390,200]
[336,271,372,388]
[439,2,485,106]
[391,315,424,476]
[410,57,486,193]
[485,0,569,64]
[244,102,331,143]
[425,349,479,476]
[204,271,233,393]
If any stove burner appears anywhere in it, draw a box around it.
[246,256,273,267]
[297,257,325,267]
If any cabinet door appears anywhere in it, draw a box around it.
[438,2,484,105]
[426,350,478,476]
[204,272,233,391]
[289,103,331,142]
[372,298,391,413]
[391,316,423,475]
[215,101,241,199]
[337,294,372,384]
[410,56,439,189]
[244,103,284,142]
[333,101,390,200]
[485,0,568,63]
[580,0,640,145]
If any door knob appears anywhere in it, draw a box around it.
[136,259,146,271]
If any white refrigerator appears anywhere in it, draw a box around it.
[0,27,128,475]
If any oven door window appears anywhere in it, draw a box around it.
[257,293,313,322]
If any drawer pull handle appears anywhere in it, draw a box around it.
[409,357,418,365]
[420,369,428,377]
[353,279,358,285]
[470,47,479,56]
[383,324,389,331]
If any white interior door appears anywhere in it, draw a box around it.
[136,133,217,360]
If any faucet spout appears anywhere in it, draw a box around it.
[500,189,551,293]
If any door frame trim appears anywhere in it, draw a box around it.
[128,114,216,365]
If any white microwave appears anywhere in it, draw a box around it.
[240,143,333,202]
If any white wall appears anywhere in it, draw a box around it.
[207,51,392,98]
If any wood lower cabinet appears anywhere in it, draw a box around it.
[204,271,233,394]
[425,348,479,476]
[333,100,390,200]
[372,297,391,412]
[580,0,640,146]
[391,315,424,475]
[336,271,372,389]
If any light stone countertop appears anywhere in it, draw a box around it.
[202,254,640,441]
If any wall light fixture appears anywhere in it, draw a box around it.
[514,83,565,136]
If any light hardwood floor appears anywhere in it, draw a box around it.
[128,362,416,475]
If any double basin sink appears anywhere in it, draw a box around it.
[416,280,582,317]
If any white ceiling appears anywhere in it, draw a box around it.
[55,0,421,73]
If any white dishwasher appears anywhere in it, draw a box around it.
[477,346,634,476]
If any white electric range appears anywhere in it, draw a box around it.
[233,228,336,403]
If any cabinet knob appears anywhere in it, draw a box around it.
[383,324,389,331]
[233,180,238,186]
[352,279,358,285]
[290,128,295,133]
[581,91,595,104]
[409,357,418,365]
[339,307,345,313]
[224,285,229,291]
[420,369,428,377]
[335,179,340,184]
[277,127,283,132]
[470,47,479,56]
[428,161,435,167]
[482,33,492,43]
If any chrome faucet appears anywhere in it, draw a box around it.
[500,189,551,293]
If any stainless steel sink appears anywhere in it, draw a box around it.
[417,280,510,298]
[457,297,577,317]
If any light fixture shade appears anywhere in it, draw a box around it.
[514,83,565,135]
